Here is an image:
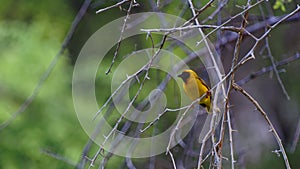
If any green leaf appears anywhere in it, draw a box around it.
[273,0,286,12]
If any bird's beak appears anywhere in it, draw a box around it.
[178,73,183,78]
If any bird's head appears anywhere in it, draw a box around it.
[178,70,197,83]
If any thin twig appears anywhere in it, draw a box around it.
[227,109,236,168]
[188,0,224,82]
[126,156,137,169]
[141,25,246,33]
[41,148,77,167]
[105,0,135,75]
[290,116,300,152]
[187,1,227,168]
[0,0,92,130]
[229,5,300,80]
[216,12,300,49]
[76,139,94,169]
[79,3,300,169]
[140,105,190,133]
[96,0,130,14]
[89,35,168,168]
[263,20,290,100]
[202,0,228,23]
[91,63,151,168]
[149,122,159,169]
[237,53,300,86]
[92,33,166,120]
[255,5,300,42]
[166,97,202,153]
[196,0,216,15]
[219,1,250,168]
[232,83,291,169]
[169,151,177,169]
[182,0,216,26]
[197,113,218,168]
[196,0,264,46]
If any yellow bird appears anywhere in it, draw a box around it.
[178,69,211,112]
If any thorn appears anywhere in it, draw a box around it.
[250,52,256,59]
[267,126,273,132]
[146,32,150,40]
[228,104,235,108]
[272,149,281,157]
[135,75,140,83]
[116,130,126,135]
[221,156,229,161]
[278,69,286,73]
[235,5,243,9]
[84,156,93,162]
[100,148,105,157]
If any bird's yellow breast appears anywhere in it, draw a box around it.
[183,76,209,103]
[179,70,211,112]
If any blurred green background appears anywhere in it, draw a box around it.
[0,0,299,168]
[0,1,86,168]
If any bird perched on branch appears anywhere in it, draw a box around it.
[178,69,211,112]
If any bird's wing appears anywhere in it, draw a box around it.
[196,76,210,90]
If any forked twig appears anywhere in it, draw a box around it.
[105,0,136,75]
[89,35,168,168]
[237,53,300,86]
[218,1,251,167]
[257,2,291,100]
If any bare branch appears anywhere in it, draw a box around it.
[105,0,136,75]
[260,10,290,100]
[41,148,77,167]
[237,53,300,86]
[89,35,168,168]
[197,0,264,45]
[182,0,216,26]
[232,83,291,169]
[226,109,236,168]
[290,116,300,152]
[166,97,202,153]
[169,151,177,169]
[140,105,190,133]
[126,157,137,169]
[75,2,300,168]
[188,0,225,83]
[197,113,217,168]
[257,5,300,42]
[202,0,228,23]
[96,0,130,14]
[219,1,251,167]
[141,25,246,33]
